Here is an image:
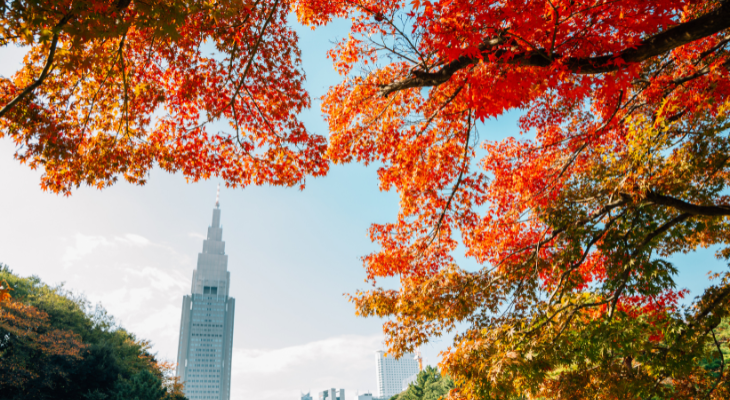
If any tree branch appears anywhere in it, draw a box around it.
[379,1,730,97]
[0,19,69,119]
[227,0,280,112]
[644,192,730,216]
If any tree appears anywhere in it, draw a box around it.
[392,366,454,400]
[0,296,86,399]
[0,279,12,304]
[113,369,167,400]
[156,360,189,400]
[4,0,730,398]
[290,0,730,399]
[0,266,186,400]
[0,0,327,194]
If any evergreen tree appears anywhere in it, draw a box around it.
[113,369,168,400]
[392,367,454,400]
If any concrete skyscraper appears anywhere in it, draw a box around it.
[176,189,236,400]
[375,351,419,399]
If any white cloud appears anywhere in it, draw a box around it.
[233,335,382,374]
[56,232,193,361]
[62,234,114,267]
[122,266,189,292]
[116,233,151,246]
[62,233,153,268]
[230,335,383,400]
[188,232,207,240]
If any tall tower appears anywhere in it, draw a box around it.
[176,188,236,400]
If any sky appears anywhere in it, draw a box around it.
[0,13,726,400]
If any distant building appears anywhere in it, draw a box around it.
[175,191,236,400]
[375,351,419,399]
[302,392,313,400]
[358,392,374,400]
[319,388,345,400]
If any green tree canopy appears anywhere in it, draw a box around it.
[0,265,186,400]
[391,366,454,400]
[113,369,168,400]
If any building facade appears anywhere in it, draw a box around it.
[176,197,236,400]
[375,351,419,399]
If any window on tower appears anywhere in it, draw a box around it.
[203,286,218,295]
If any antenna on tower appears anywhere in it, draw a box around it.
[215,184,220,208]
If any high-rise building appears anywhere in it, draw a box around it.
[319,388,345,400]
[375,351,419,399]
[176,191,236,400]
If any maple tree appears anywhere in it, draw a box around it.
[4,0,730,398]
[156,360,189,400]
[297,0,730,398]
[0,280,13,304]
[0,0,327,193]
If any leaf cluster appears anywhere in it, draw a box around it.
[0,0,327,193]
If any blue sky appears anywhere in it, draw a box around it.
[0,13,725,400]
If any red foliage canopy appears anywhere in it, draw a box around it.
[2,0,730,397]
[295,0,730,398]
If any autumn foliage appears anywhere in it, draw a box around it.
[3,0,730,398]
[0,299,85,393]
[300,0,730,398]
[0,0,327,193]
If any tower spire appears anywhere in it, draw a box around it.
[216,184,220,208]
